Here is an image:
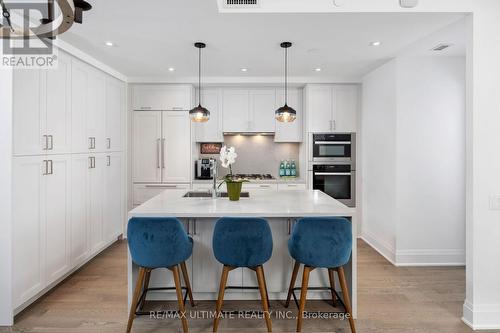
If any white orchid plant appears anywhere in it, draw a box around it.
[218,146,248,184]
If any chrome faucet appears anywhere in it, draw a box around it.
[211,159,218,198]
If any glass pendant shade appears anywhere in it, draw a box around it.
[276,41,296,123]
[190,42,210,122]
[190,104,210,122]
[275,104,297,122]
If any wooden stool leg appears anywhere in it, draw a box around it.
[171,265,189,333]
[256,266,273,332]
[213,265,232,332]
[328,268,337,307]
[296,266,312,333]
[337,266,356,333]
[139,269,151,310]
[285,261,300,308]
[126,267,146,333]
[180,261,195,307]
[262,268,271,309]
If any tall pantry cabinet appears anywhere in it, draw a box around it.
[11,50,126,311]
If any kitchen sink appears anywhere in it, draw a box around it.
[183,191,250,198]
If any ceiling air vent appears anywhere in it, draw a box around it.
[224,0,260,8]
[431,43,453,51]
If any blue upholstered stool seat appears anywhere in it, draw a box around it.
[213,217,273,267]
[288,217,352,268]
[128,217,193,269]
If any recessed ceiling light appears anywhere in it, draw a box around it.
[370,41,382,47]
[168,67,175,72]
[105,41,114,47]
[314,68,322,72]
[241,68,248,72]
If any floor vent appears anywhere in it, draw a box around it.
[224,0,260,8]
[431,43,452,51]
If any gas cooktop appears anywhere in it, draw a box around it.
[233,174,276,180]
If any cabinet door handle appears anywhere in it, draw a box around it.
[92,137,96,149]
[161,139,166,169]
[42,160,48,175]
[172,107,183,110]
[259,185,271,188]
[89,157,95,169]
[106,155,111,166]
[145,185,178,189]
[42,135,48,150]
[287,219,291,235]
[106,138,111,149]
[140,106,152,110]
[193,219,197,235]
[88,137,93,149]
[187,219,191,235]
[48,160,53,174]
[47,135,53,150]
[156,139,161,169]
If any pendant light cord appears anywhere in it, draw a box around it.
[198,46,201,105]
[284,45,288,105]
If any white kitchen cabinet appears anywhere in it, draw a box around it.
[105,77,125,151]
[306,85,334,133]
[193,88,223,142]
[277,183,307,191]
[275,88,303,142]
[103,153,124,243]
[333,85,359,133]
[132,85,192,111]
[132,111,191,184]
[222,89,276,133]
[70,154,90,266]
[87,69,107,152]
[132,111,162,183]
[242,183,278,192]
[12,156,45,307]
[89,154,105,254]
[250,89,276,132]
[12,155,71,306]
[223,89,250,132]
[71,58,89,153]
[162,111,191,183]
[45,52,72,155]
[13,52,72,156]
[133,183,190,206]
[306,84,359,133]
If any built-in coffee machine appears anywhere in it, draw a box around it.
[195,158,215,179]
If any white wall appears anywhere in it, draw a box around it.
[0,65,14,325]
[360,59,398,262]
[361,56,466,266]
[395,57,466,264]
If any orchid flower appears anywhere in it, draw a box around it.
[219,145,238,176]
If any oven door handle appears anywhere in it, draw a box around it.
[314,141,351,145]
[314,172,352,176]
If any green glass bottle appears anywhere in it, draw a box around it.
[279,160,285,177]
[285,160,291,176]
[291,160,297,177]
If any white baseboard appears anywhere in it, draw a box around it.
[463,300,500,330]
[360,231,396,264]
[395,249,465,267]
[360,232,465,267]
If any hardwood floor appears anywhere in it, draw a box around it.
[3,240,498,333]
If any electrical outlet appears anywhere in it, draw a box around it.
[490,195,500,211]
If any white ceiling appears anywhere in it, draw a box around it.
[60,0,466,81]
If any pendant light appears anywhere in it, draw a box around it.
[189,42,210,123]
[275,42,296,123]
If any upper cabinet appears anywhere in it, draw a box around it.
[13,52,72,156]
[222,88,276,133]
[193,88,223,142]
[105,77,126,151]
[274,88,303,142]
[306,84,359,133]
[132,85,193,111]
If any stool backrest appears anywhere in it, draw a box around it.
[127,217,192,268]
[213,217,273,268]
[291,217,352,268]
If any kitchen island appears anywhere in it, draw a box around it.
[127,189,357,316]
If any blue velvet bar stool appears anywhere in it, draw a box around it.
[285,217,356,333]
[212,217,273,332]
[126,217,195,333]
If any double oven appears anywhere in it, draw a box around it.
[310,133,356,207]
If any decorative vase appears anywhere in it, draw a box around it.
[226,181,243,201]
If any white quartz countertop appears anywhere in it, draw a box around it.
[129,190,355,218]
